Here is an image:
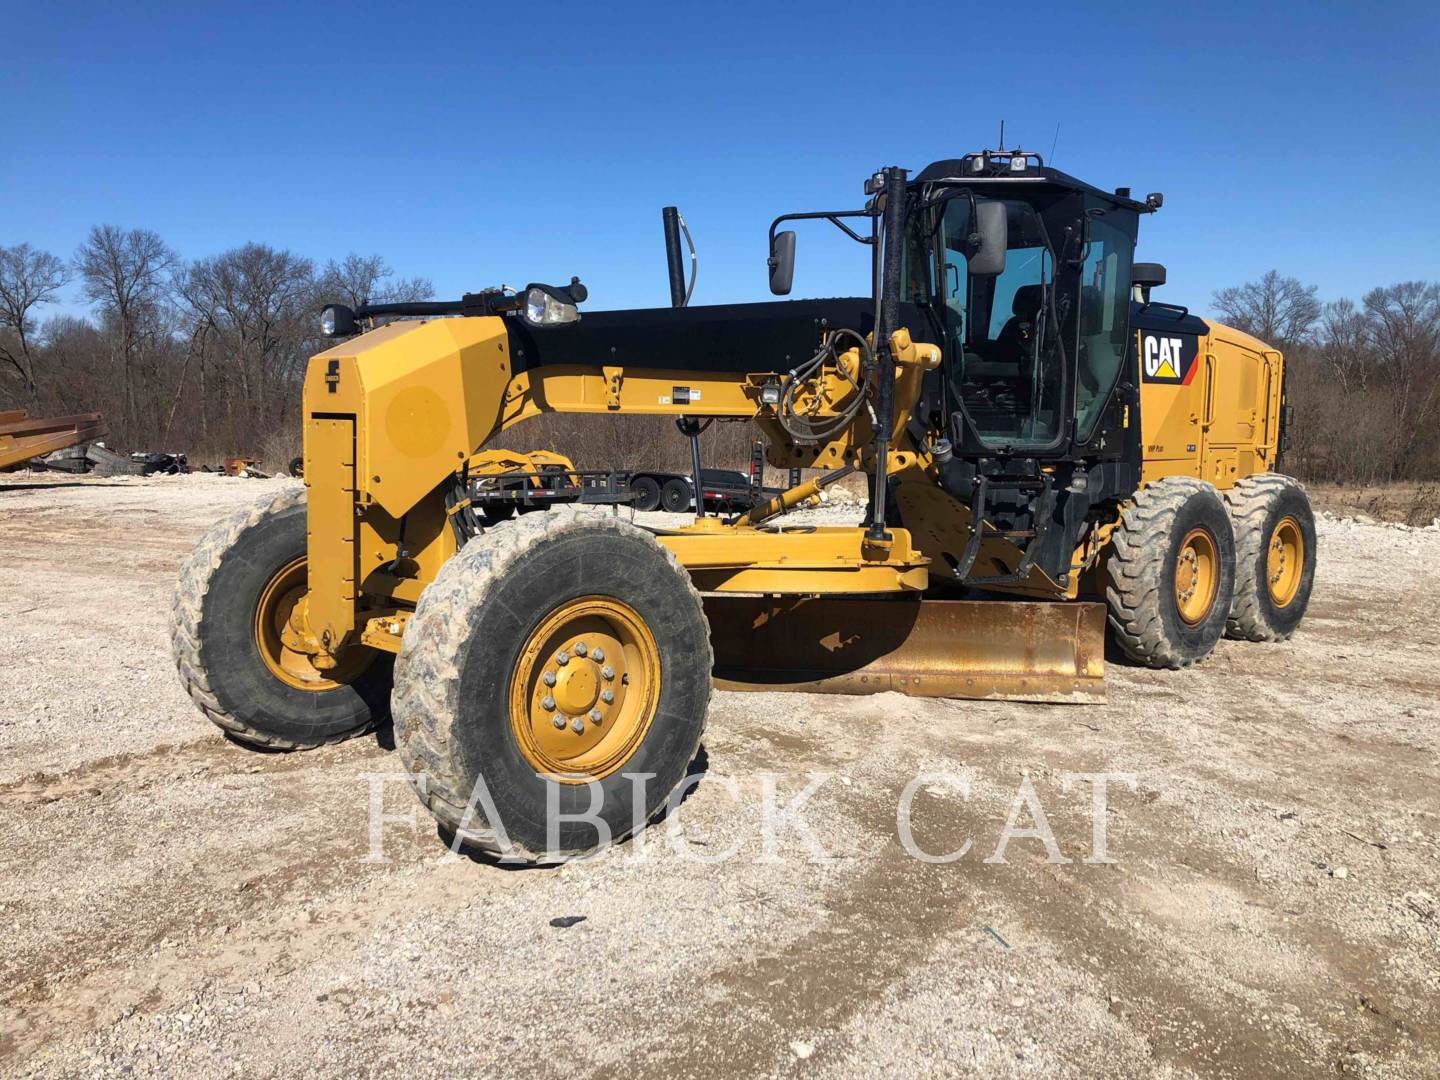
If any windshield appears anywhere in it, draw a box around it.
[915,190,1138,452]
[936,194,1073,449]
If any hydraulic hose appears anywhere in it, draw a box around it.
[776,327,873,445]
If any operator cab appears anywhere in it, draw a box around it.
[908,151,1159,460]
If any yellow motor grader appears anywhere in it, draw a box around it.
[172,149,1315,860]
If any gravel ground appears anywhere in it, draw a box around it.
[1,472,1438,1078]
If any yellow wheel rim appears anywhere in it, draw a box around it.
[1174,526,1219,626]
[1267,515,1304,607]
[510,596,661,783]
[254,557,373,691]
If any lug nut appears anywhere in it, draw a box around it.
[551,714,565,729]
[622,673,630,685]
[589,709,602,723]
[541,695,555,711]
[570,717,585,734]
[591,647,605,663]
[601,665,615,680]
[573,641,587,657]
[543,671,557,687]
[556,651,570,666]
[601,689,614,704]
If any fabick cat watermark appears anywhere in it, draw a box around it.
[360,768,1137,867]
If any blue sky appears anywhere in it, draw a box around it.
[5,1,1437,322]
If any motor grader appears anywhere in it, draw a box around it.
[172,149,1316,861]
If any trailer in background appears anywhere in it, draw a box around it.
[461,442,786,521]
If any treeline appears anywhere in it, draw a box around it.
[2,232,1437,484]
[1210,271,1440,484]
[0,231,432,465]
[0,230,758,473]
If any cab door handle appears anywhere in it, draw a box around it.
[1201,352,1216,430]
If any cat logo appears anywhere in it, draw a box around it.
[1139,332,1199,385]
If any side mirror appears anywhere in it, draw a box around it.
[969,200,1007,276]
[768,230,796,295]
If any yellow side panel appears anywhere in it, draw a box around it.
[1204,325,1282,484]
[305,416,358,648]
[306,317,512,519]
[1138,322,1284,488]
[1137,326,1205,482]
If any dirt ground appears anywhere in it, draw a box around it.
[2,473,1438,1079]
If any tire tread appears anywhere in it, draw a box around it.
[391,506,711,861]
[169,485,377,751]
[1105,476,1230,669]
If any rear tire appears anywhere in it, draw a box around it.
[661,478,691,513]
[631,475,662,512]
[1105,477,1236,669]
[392,507,712,862]
[170,487,392,749]
[1224,473,1316,641]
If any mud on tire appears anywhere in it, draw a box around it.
[170,486,392,750]
[1104,476,1236,669]
[391,506,712,862]
[1224,473,1316,642]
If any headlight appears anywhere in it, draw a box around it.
[523,286,580,327]
[320,304,356,337]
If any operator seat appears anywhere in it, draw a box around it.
[994,284,1045,367]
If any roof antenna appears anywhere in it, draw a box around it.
[998,119,1005,150]
[1048,121,1061,165]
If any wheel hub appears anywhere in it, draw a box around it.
[254,557,372,690]
[1267,515,1304,607]
[1174,527,1219,626]
[510,597,660,781]
[553,661,600,715]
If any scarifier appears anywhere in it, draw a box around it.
[172,149,1316,859]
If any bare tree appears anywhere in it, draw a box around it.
[37,315,106,414]
[1212,270,1321,347]
[1361,281,1440,389]
[1361,281,1440,472]
[0,243,70,406]
[1315,298,1369,393]
[177,243,317,439]
[317,253,433,307]
[74,226,176,436]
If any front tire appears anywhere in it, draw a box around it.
[1225,473,1316,641]
[392,507,712,862]
[1105,477,1236,669]
[170,487,391,749]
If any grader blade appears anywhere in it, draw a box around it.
[704,595,1105,703]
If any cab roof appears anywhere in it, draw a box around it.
[913,155,1155,214]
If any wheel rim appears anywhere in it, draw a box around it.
[1267,515,1304,607]
[1174,526,1219,626]
[254,557,373,691]
[510,596,661,783]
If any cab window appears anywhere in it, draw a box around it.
[938,197,1065,448]
[1074,208,1137,441]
